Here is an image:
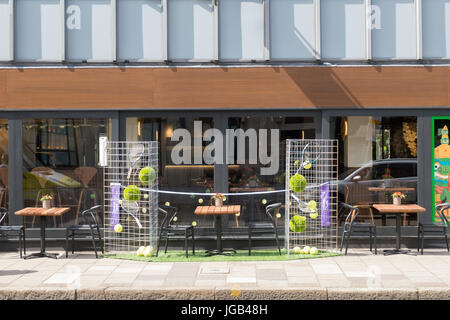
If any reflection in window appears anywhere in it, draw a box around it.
[371,0,416,60]
[270,0,316,60]
[66,0,114,61]
[168,0,215,61]
[422,0,450,59]
[15,0,63,61]
[0,0,11,61]
[219,0,265,60]
[23,119,109,228]
[227,116,315,228]
[117,0,164,61]
[321,0,366,60]
[127,117,215,229]
[332,117,418,226]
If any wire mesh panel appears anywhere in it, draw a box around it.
[285,139,338,254]
[103,141,159,253]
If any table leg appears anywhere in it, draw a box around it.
[204,215,236,257]
[24,216,59,259]
[383,213,415,256]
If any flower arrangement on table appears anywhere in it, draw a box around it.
[40,194,53,209]
[211,193,226,207]
[392,192,406,205]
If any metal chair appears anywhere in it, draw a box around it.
[156,205,195,258]
[248,202,282,256]
[418,203,450,255]
[65,205,103,258]
[0,207,26,258]
[339,202,377,255]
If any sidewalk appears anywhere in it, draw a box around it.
[0,248,449,300]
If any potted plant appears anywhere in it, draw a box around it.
[40,194,53,209]
[392,192,406,205]
[211,193,225,207]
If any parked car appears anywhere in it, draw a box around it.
[337,158,417,205]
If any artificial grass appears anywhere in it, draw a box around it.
[104,249,342,262]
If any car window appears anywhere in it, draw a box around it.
[388,163,417,178]
[372,164,390,180]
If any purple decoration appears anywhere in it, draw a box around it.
[110,183,120,229]
[320,182,330,227]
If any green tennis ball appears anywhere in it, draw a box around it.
[308,200,317,210]
[138,167,156,184]
[124,185,141,201]
[310,247,318,255]
[290,174,307,193]
[289,215,306,233]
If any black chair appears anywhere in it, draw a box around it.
[248,203,282,256]
[0,207,26,258]
[156,205,195,258]
[418,203,450,255]
[339,202,377,255]
[65,205,103,258]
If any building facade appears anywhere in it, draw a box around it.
[0,0,448,243]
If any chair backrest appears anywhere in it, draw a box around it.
[0,207,7,225]
[340,202,360,226]
[265,203,282,226]
[158,205,178,228]
[80,205,102,227]
[435,203,450,225]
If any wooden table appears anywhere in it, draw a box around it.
[373,204,426,255]
[15,207,70,259]
[195,205,241,256]
[368,187,415,192]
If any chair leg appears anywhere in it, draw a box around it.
[444,229,449,252]
[18,231,22,259]
[417,227,420,252]
[164,236,169,254]
[89,227,98,259]
[156,234,162,257]
[72,233,75,254]
[96,226,104,254]
[373,227,377,255]
[191,228,195,255]
[274,228,281,255]
[339,230,347,252]
[369,229,373,252]
[421,229,425,255]
[344,228,353,255]
[22,228,26,256]
[65,229,69,258]
[248,228,252,256]
[185,230,188,258]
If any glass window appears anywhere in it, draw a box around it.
[117,0,164,61]
[227,116,315,228]
[66,0,114,61]
[127,117,216,229]
[332,116,418,226]
[168,0,215,61]
[23,119,109,228]
[422,0,450,59]
[15,0,63,62]
[0,0,11,61]
[321,0,366,60]
[269,0,315,60]
[371,0,416,60]
[219,0,265,61]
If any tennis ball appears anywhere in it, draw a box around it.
[173,216,178,222]
[303,161,312,170]
[292,246,302,254]
[144,194,149,199]
[262,199,267,205]
[124,185,141,201]
[142,208,147,213]
[235,212,240,217]
[198,198,204,204]
[303,246,311,254]
[294,160,302,166]
[289,174,307,193]
[143,246,153,257]
[192,221,197,227]
[310,247,318,255]
[289,215,306,233]
[276,213,281,218]
[136,246,145,256]
[165,201,170,206]
[114,224,123,233]
[223,197,227,202]
[138,167,156,184]
[310,211,318,219]
[205,189,211,193]
[308,200,317,210]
